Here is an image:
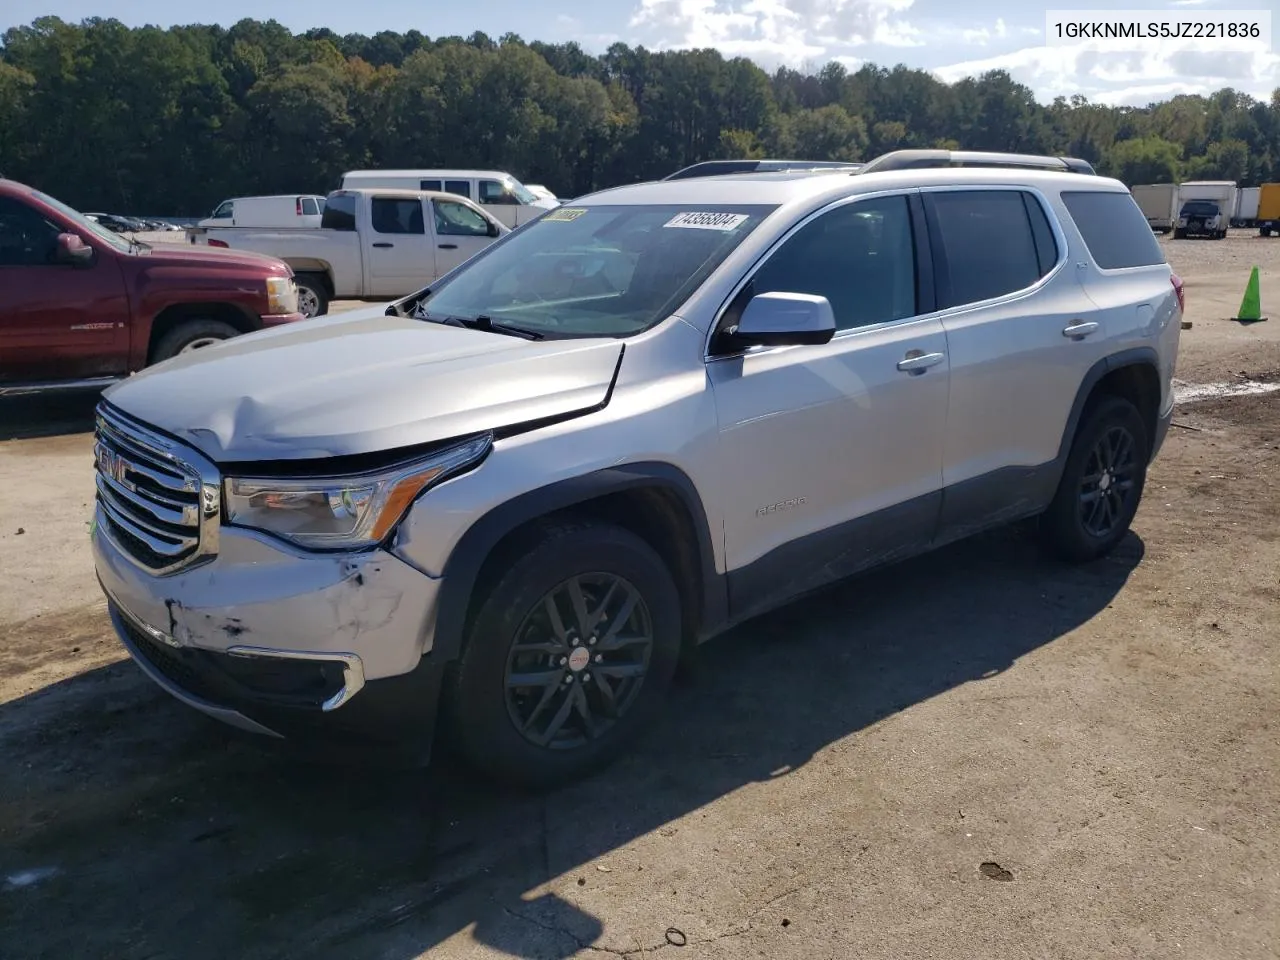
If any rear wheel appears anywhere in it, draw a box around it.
[444,523,682,788]
[1262,226,1273,238]
[294,273,330,318]
[1173,228,1186,239]
[150,319,240,363]
[1039,396,1149,563]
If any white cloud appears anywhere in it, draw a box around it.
[960,17,1008,46]
[628,0,921,64]
[933,40,1280,104]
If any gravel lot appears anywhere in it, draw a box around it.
[1,231,1278,960]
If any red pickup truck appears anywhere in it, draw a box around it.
[0,178,307,396]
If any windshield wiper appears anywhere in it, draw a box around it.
[429,314,545,340]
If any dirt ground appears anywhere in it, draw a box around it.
[1,231,1278,960]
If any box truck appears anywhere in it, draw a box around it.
[1233,186,1260,227]
[1258,183,1280,237]
[1175,181,1238,239]
[1131,184,1178,233]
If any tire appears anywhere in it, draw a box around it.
[443,522,683,789]
[1173,228,1186,239]
[150,319,240,364]
[1039,395,1149,563]
[1262,226,1272,238]
[294,273,330,318]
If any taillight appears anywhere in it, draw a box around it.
[1171,273,1185,314]
[296,197,303,215]
[208,239,229,248]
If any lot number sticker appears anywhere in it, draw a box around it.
[543,207,587,222]
[664,212,749,231]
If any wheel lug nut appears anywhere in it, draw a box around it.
[583,673,591,682]
[588,637,596,645]
[564,675,573,684]
[559,656,567,666]
[594,654,602,662]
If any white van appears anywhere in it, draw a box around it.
[525,184,558,201]
[339,169,558,227]
[198,194,327,229]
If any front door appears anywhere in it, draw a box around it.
[365,195,437,297]
[706,192,950,619]
[0,197,130,385]
[430,199,496,276]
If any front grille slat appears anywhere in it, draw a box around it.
[94,403,217,575]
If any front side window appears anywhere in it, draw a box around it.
[371,198,424,235]
[212,200,234,219]
[479,179,518,205]
[928,190,1044,308]
[29,190,131,253]
[433,200,490,237]
[0,197,61,266]
[725,195,917,333]
[417,203,776,339]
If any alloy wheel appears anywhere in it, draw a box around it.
[1078,424,1138,538]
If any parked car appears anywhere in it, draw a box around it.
[84,212,133,233]
[1174,199,1228,239]
[91,154,1182,788]
[664,159,862,180]
[194,188,509,317]
[524,184,558,201]
[0,177,306,395]
[340,169,559,227]
[197,195,328,230]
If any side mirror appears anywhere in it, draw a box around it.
[55,233,94,267]
[726,291,836,349]
[487,220,500,238]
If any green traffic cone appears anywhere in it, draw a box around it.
[1234,266,1267,322]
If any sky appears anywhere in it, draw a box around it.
[3,0,1277,107]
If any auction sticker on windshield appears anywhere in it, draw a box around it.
[664,212,749,231]
[543,207,587,222]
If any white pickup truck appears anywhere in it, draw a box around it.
[195,189,510,316]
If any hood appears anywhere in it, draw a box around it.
[101,308,624,464]
[531,196,561,209]
[139,242,289,274]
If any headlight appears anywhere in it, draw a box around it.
[223,435,491,548]
[266,276,299,315]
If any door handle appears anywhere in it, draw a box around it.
[1062,320,1099,340]
[896,350,945,374]
[438,243,458,250]
[372,242,393,249]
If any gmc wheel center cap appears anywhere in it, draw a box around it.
[567,646,591,672]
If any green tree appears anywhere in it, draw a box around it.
[1103,136,1183,184]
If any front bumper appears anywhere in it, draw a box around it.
[94,509,446,744]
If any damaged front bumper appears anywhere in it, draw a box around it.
[93,509,447,745]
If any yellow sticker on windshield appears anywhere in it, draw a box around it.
[543,207,587,222]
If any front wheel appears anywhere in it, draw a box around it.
[443,523,682,788]
[1173,228,1186,239]
[294,273,330,318]
[150,319,240,364]
[1039,396,1149,563]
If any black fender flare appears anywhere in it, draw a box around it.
[1053,347,1161,467]
[429,461,726,662]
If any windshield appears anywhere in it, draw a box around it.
[415,203,777,338]
[1181,200,1219,216]
[506,178,539,205]
[33,190,133,253]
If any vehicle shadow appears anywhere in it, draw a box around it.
[0,527,1144,960]
[0,391,102,442]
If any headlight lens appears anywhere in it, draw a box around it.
[224,435,491,548]
[266,276,299,315]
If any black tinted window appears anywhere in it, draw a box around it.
[0,197,61,266]
[444,180,472,198]
[743,195,916,331]
[1022,193,1059,276]
[321,193,357,231]
[929,191,1042,307]
[1063,191,1166,269]
[371,198,424,235]
[419,179,442,191]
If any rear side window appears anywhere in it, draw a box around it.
[928,190,1044,308]
[420,179,442,191]
[321,192,357,231]
[1062,191,1166,269]
[1022,193,1059,276]
[444,180,472,198]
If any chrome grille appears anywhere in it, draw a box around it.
[94,403,220,575]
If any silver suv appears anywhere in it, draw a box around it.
[91,160,1184,787]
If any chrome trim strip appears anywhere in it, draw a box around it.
[227,646,367,712]
[97,491,196,557]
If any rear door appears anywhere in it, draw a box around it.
[430,198,496,275]
[363,195,437,296]
[922,186,1106,533]
[0,196,130,384]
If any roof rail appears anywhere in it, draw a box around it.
[662,159,863,181]
[856,150,1097,176]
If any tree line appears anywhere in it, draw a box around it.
[2,16,1279,215]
